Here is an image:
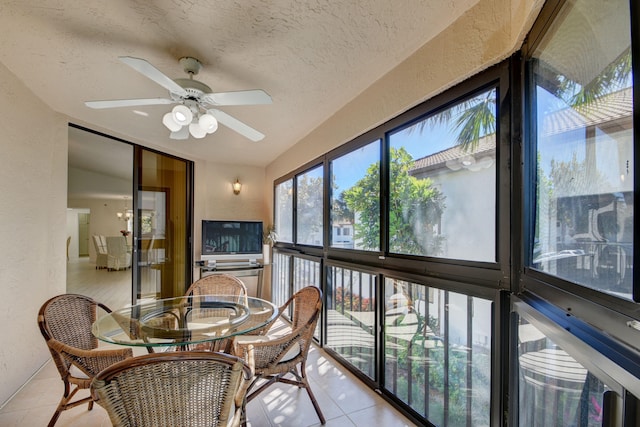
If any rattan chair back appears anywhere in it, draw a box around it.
[37,294,133,427]
[232,285,325,425]
[185,274,250,351]
[91,351,252,427]
[186,273,248,301]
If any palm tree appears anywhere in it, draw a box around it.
[413,48,632,153]
[412,89,496,152]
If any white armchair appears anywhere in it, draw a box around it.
[106,236,131,271]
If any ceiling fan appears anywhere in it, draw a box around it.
[85,56,272,141]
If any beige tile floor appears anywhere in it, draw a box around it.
[0,344,417,427]
[0,258,417,426]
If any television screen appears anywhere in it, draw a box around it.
[202,220,263,255]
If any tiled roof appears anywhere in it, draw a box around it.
[409,136,495,174]
[541,87,633,136]
[409,87,632,173]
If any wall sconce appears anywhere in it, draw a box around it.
[232,178,242,195]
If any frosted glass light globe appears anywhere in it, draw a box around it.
[162,112,182,131]
[189,122,207,139]
[172,104,193,126]
[199,113,218,134]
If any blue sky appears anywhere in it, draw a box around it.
[332,91,495,193]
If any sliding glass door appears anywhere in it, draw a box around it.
[134,147,193,301]
[67,125,135,311]
[68,124,193,306]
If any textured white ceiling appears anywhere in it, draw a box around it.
[0,0,478,167]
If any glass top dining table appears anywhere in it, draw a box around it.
[92,295,278,349]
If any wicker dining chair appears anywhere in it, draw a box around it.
[231,286,326,425]
[186,274,248,352]
[37,294,133,427]
[186,273,248,300]
[91,351,253,427]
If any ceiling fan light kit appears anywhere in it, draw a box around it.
[199,113,218,133]
[188,121,207,139]
[85,56,272,141]
[171,104,193,125]
[162,112,182,132]
[164,103,220,139]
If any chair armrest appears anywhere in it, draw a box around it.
[234,347,254,406]
[243,297,293,337]
[48,339,133,377]
[232,327,305,369]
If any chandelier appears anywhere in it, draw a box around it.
[117,197,133,221]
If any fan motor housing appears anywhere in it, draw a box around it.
[173,78,212,98]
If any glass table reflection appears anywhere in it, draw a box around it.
[92,295,277,349]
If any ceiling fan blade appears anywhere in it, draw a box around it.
[170,127,189,140]
[208,109,265,142]
[85,98,175,109]
[119,56,188,97]
[202,89,272,106]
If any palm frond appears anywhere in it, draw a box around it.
[569,48,632,107]
[452,93,496,151]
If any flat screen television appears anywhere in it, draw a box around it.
[201,220,263,264]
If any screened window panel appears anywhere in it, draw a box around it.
[296,166,324,246]
[292,257,321,294]
[275,179,293,244]
[388,88,497,262]
[529,0,634,298]
[329,140,381,251]
[517,317,611,426]
[292,257,321,340]
[383,279,492,425]
[270,252,321,340]
[271,251,291,308]
[326,266,376,379]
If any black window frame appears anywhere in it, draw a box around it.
[518,0,640,360]
[327,135,383,254]
[272,60,513,426]
[275,63,512,290]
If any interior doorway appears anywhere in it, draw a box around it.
[78,212,90,257]
[67,125,134,310]
[66,208,90,261]
[66,124,194,309]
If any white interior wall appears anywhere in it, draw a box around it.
[194,161,268,249]
[67,198,132,262]
[192,161,271,296]
[68,167,131,200]
[0,61,68,405]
